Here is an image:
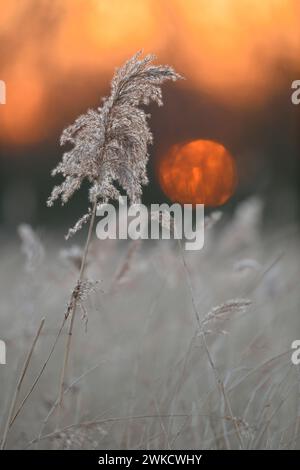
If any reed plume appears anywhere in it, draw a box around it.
[47,51,182,239]
[47,51,182,408]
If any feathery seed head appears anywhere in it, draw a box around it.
[47,51,182,238]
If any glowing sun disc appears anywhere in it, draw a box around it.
[158,139,237,206]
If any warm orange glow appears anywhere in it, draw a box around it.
[54,0,161,71]
[1,59,46,145]
[158,140,237,206]
[0,0,299,146]
[176,0,300,101]
[0,0,163,147]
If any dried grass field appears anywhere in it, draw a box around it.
[0,197,299,450]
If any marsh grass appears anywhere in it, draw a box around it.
[0,53,299,451]
[0,196,299,449]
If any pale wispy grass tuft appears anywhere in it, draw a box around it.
[59,245,83,271]
[204,211,223,230]
[17,224,45,272]
[201,299,252,330]
[47,51,183,239]
[234,259,262,273]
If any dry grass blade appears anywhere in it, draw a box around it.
[8,317,67,429]
[177,239,245,449]
[201,299,252,329]
[110,239,141,291]
[26,412,233,449]
[1,318,45,449]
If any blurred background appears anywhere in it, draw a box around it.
[1,2,300,450]
[0,0,300,232]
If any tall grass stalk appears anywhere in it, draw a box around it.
[1,318,45,449]
[47,52,181,413]
[177,239,245,449]
[58,201,97,407]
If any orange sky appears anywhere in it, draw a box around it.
[0,0,299,146]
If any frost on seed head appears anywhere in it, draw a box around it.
[47,51,183,238]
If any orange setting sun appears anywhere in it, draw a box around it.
[158,140,237,206]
